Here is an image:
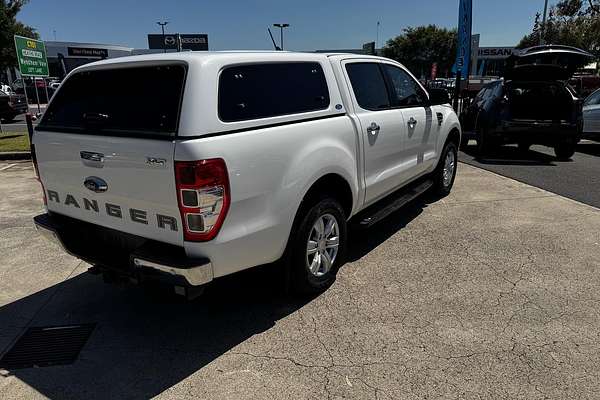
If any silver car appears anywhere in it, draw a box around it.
[583,88,600,139]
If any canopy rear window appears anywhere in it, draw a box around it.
[38,64,186,137]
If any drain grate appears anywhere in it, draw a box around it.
[0,324,95,370]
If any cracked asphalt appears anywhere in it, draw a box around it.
[1,160,600,399]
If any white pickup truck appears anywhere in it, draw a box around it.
[32,51,461,296]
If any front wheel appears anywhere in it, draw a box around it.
[287,197,347,294]
[554,142,576,160]
[431,141,458,197]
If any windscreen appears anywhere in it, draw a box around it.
[38,64,186,136]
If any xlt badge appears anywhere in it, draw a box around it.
[84,176,108,193]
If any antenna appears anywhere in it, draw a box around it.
[268,28,281,51]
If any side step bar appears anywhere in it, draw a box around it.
[357,179,433,228]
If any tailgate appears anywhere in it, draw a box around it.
[33,63,187,246]
[34,133,182,246]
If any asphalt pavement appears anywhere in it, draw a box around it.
[1,161,599,399]
[460,139,600,208]
[1,109,43,130]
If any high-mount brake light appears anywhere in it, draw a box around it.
[174,158,230,241]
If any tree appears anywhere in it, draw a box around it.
[517,0,600,58]
[382,25,457,79]
[0,1,38,72]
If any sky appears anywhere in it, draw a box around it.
[18,0,557,51]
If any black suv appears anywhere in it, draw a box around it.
[462,45,592,160]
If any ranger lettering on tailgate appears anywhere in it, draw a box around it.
[46,190,178,231]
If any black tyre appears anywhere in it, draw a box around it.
[287,197,347,294]
[554,143,576,160]
[476,128,490,156]
[431,140,458,197]
[518,142,531,153]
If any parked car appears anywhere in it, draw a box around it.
[12,77,56,103]
[1,82,12,94]
[569,74,600,98]
[583,88,600,140]
[32,52,460,297]
[0,88,28,122]
[461,45,592,160]
[48,79,61,91]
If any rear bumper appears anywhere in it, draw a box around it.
[33,213,213,287]
[490,120,581,144]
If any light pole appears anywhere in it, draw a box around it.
[540,0,549,45]
[273,23,290,50]
[157,21,169,53]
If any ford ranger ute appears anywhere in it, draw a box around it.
[32,52,461,297]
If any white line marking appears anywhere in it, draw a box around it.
[0,163,16,171]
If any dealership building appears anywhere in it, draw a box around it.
[2,34,209,83]
[44,41,134,78]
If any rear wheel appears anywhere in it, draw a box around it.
[287,197,347,294]
[554,142,576,160]
[476,128,491,156]
[431,141,458,197]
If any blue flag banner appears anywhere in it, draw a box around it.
[455,0,473,77]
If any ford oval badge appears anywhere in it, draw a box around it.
[84,176,108,193]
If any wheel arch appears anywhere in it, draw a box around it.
[298,173,354,220]
[446,127,461,147]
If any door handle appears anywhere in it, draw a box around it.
[366,122,380,135]
[407,117,418,129]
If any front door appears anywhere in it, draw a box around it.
[381,63,438,178]
[343,61,407,205]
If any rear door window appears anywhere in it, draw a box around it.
[345,63,390,111]
[39,64,186,136]
[218,62,330,122]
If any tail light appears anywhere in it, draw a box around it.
[27,113,47,206]
[175,158,230,242]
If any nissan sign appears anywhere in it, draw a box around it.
[147,34,208,51]
[477,47,517,59]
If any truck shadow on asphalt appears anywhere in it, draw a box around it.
[0,262,313,399]
[346,197,426,263]
[0,198,429,399]
[460,144,559,166]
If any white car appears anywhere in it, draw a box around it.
[1,83,12,94]
[32,51,461,297]
[583,88,600,138]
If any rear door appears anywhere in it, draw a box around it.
[342,61,407,205]
[33,63,186,246]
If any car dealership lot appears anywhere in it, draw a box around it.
[1,161,600,399]
[460,140,600,208]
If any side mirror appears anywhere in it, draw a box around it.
[428,88,451,106]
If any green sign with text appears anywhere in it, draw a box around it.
[14,35,49,77]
